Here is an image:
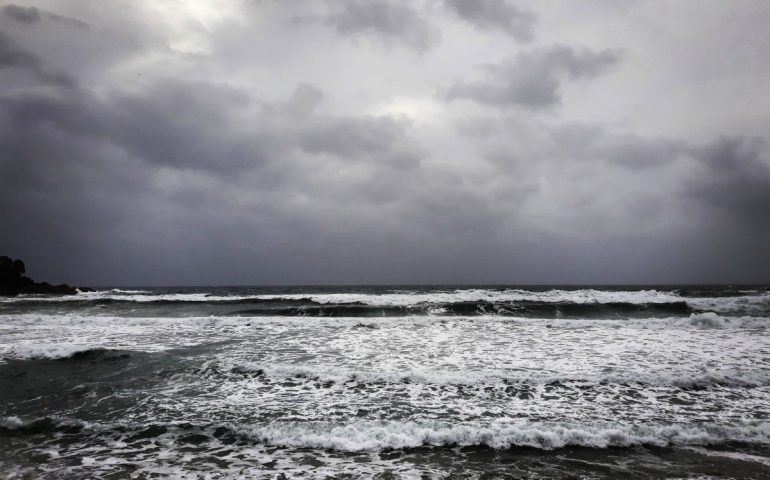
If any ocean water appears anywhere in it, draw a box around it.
[1,285,769,479]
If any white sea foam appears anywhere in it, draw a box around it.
[687,295,770,314]
[207,361,490,385]
[7,342,102,360]
[0,416,26,429]
[1,311,765,331]
[687,312,768,329]
[243,420,770,451]
[5,415,767,452]
[255,288,689,306]
[205,359,770,388]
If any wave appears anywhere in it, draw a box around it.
[4,343,111,361]
[103,288,153,294]
[3,416,769,451]
[687,311,762,328]
[3,288,767,316]
[254,289,692,306]
[0,295,319,306]
[676,287,769,298]
[0,288,686,304]
[1,342,140,363]
[0,416,90,434]
[243,420,770,451]
[0,299,702,319]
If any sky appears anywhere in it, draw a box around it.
[1,0,769,286]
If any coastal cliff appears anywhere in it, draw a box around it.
[0,256,80,296]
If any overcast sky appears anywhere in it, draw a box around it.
[1,0,769,286]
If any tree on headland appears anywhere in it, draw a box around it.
[0,256,80,296]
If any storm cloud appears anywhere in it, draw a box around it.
[1,0,769,285]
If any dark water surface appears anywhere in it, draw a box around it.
[1,285,769,478]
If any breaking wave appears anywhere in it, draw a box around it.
[244,420,770,451]
[4,416,768,452]
[4,343,112,361]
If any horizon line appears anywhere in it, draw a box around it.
[82,282,770,289]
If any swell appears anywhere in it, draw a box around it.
[58,347,131,361]
[3,416,769,451]
[676,287,770,298]
[0,296,322,307]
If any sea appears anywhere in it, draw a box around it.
[1,285,769,479]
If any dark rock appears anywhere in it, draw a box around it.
[0,255,80,296]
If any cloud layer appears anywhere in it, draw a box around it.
[1,0,769,285]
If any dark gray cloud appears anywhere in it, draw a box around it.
[447,45,620,108]
[3,4,41,24]
[443,0,535,41]
[685,137,770,227]
[324,0,438,51]
[0,32,74,86]
[0,32,38,67]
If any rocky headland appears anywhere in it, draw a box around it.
[0,256,85,296]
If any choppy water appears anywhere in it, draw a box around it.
[1,285,770,479]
